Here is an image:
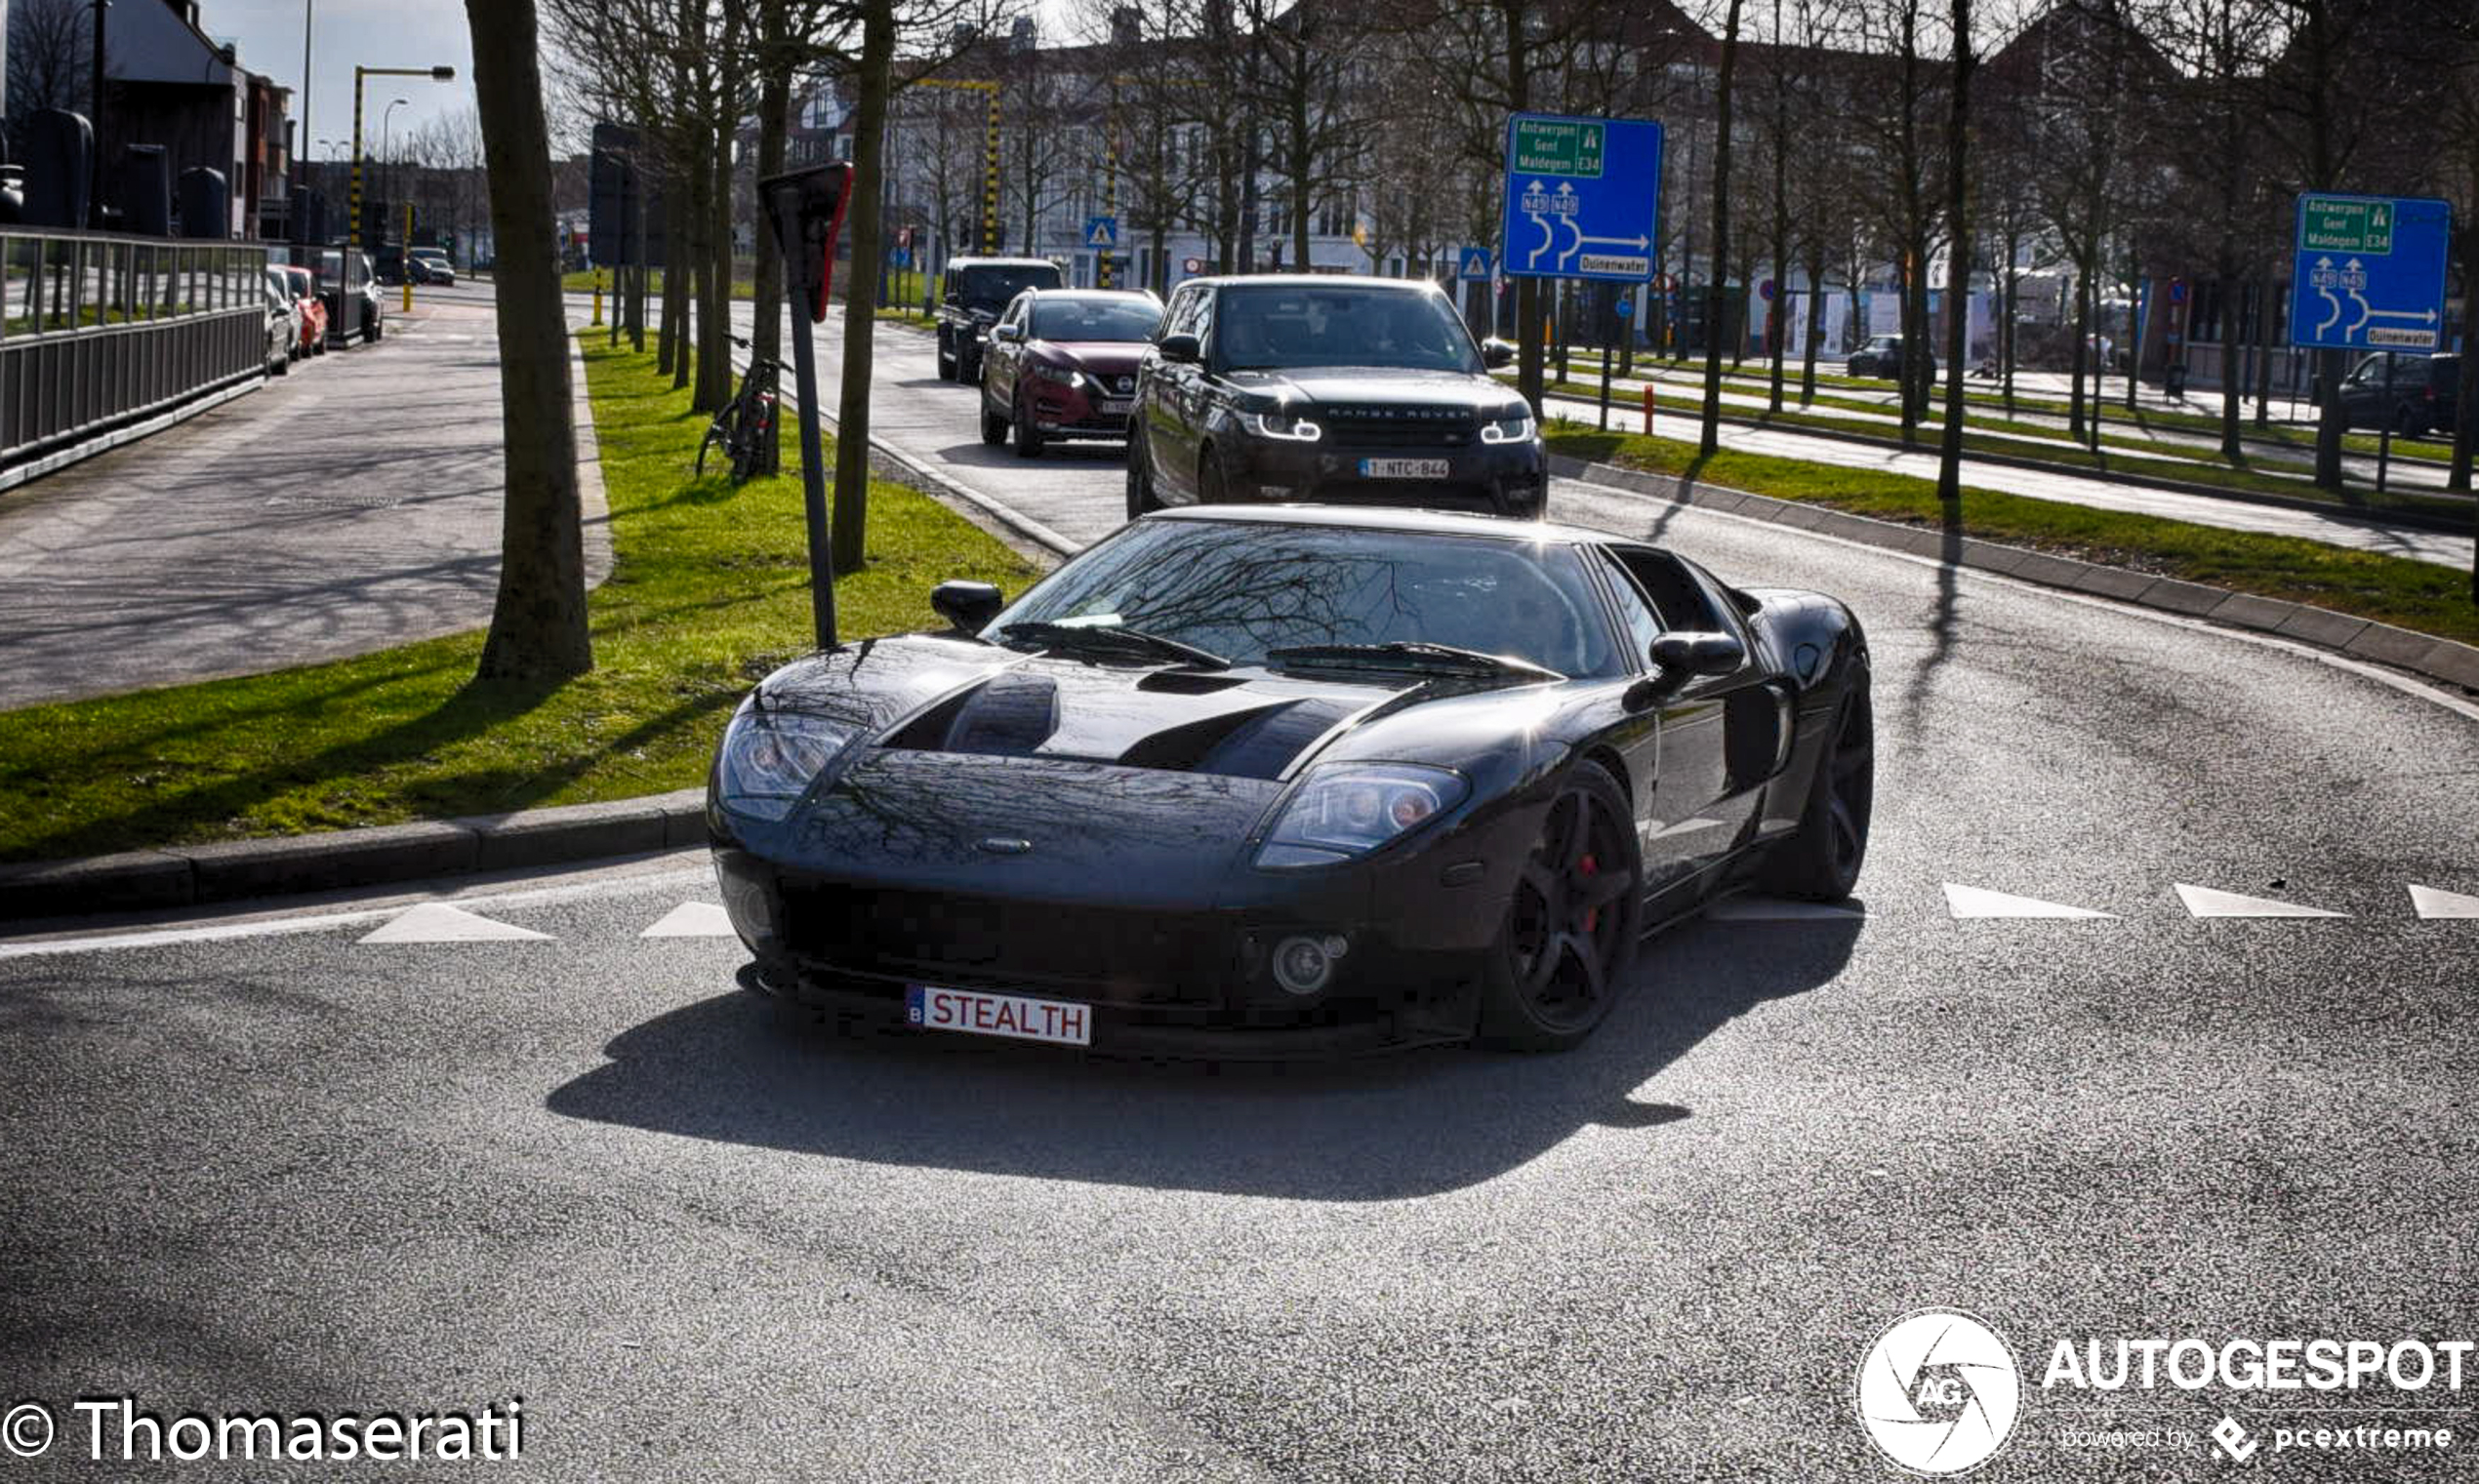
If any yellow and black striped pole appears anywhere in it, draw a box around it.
[982,86,1000,253]
[345,62,455,339]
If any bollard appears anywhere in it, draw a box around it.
[591,274,603,327]
[1643,382,1654,436]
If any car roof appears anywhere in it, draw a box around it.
[1021,287,1159,301]
[1181,274,1447,294]
[1145,503,1617,547]
[950,257,1060,269]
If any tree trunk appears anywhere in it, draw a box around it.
[1935,0,1971,508]
[658,178,683,377]
[1699,0,1745,459]
[831,0,895,577]
[696,8,739,419]
[750,0,791,476]
[1800,238,1825,404]
[464,0,591,682]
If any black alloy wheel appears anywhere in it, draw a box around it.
[1011,390,1045,458]
[1125,432,1161,519]
[1480,761,1642,1051]
[1761,665,1875,900]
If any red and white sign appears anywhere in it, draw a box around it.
[906,984,1092,1046]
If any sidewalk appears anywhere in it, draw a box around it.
[0,288,612,711]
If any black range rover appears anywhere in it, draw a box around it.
[1125,275,1545,521]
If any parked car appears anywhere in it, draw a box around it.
[1125,275,1543,521]
[410,249,455,287]
[711,504,1874,1055]
[1846,335,1934,380]
[262,270,298,377]
[979,288,1162,455]
[315,249,384,345]
[2336,352,2461,439]
[936,256,1065,382]
[280,265,328,358]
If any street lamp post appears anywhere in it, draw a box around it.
[380,96,410,238]
[347,62,454,341]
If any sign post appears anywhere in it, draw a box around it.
[760,161,855,651]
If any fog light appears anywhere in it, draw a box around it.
[1272,935,1335,995]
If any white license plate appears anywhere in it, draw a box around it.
[1098,399,1132,416]
[1359,458,1450,479]
[906,984,1092,1046]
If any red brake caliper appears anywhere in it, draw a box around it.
[1578,854,1600,933]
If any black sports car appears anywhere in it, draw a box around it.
[709,506,1873,1057]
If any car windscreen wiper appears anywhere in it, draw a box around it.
[994,621,1230,670]
[1264,642,1563,681]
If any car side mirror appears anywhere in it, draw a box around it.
[991,323,1024,343]
[931,580,1005,634]
[1156,333,1201,364]
[1481,338,1516,369]
[1649,631,1745,679]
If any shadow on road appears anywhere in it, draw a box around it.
[544,913,1861,1200]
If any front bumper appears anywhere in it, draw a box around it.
[1224,436,1547,519]
[1023,378,1135,439]
[710,788,1534,1057]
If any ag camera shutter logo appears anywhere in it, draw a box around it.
[1856,1308,2021,1473]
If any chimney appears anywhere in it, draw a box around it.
[1111,7,1142,47]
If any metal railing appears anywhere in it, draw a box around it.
[2,229,274,470]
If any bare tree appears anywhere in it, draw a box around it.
[5,0,91,136]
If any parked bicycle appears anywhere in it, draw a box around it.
[699,338,784,482]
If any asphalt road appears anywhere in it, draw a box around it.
[5,311,2478,1481]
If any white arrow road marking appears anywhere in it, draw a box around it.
[358,902,554,943]
[641,901,737,938]
[2174,884,2347,919]
[1942,884,2115,919]
[2408,884,2479,919]
[1707,897,1866,921]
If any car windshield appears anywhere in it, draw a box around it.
[956,265,1059,309]
[984,519,1617,677]
[1031,297,1159,341]
[1213,285,1482,373]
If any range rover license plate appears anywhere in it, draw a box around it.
[1359,458,1450,479]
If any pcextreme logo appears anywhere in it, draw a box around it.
[1855,1308,2023,1474]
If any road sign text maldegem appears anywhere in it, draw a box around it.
[2298,197,2395,256]
[1512,119,1605,178]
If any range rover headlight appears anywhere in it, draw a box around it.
[1239,410,1323,442]
[1480,412,1536,444]
[1255,763,1469,868]
[714,701,866,822]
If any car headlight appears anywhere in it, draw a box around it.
[1029,363,1087,390]
[714,702,865,822]
[1238,410,1322,442]
[1255,763,1469,868]
[1479,412,1535,444]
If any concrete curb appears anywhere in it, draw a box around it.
[0,790,711,922]
[1548,453,2479,696]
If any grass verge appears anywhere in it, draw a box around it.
[1542,420,2479,647]
[1537,381,2471,520]
[0,337,1043,864]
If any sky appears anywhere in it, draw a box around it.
[200,0,475,162]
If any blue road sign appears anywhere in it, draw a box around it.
[1459,246,1494,281]
[2288,193,2451,355]
[1085,215,1118,250]
[1501,113,1663,283]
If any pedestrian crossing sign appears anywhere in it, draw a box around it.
[1459,247,1493,281]
[1085,216,1118,249]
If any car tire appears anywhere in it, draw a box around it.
[1477,760,1643,1053]
[980,394,1009,446]
[961,349,983,384]
[1011,391,1045,459]
[1758,663,1875,901]
[1125,431,1161,519]
[936,334,957,381]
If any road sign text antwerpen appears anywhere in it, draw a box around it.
[2286,192,2451,355]
[1500,113,1663,284]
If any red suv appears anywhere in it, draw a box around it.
[978,288,1162,458]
